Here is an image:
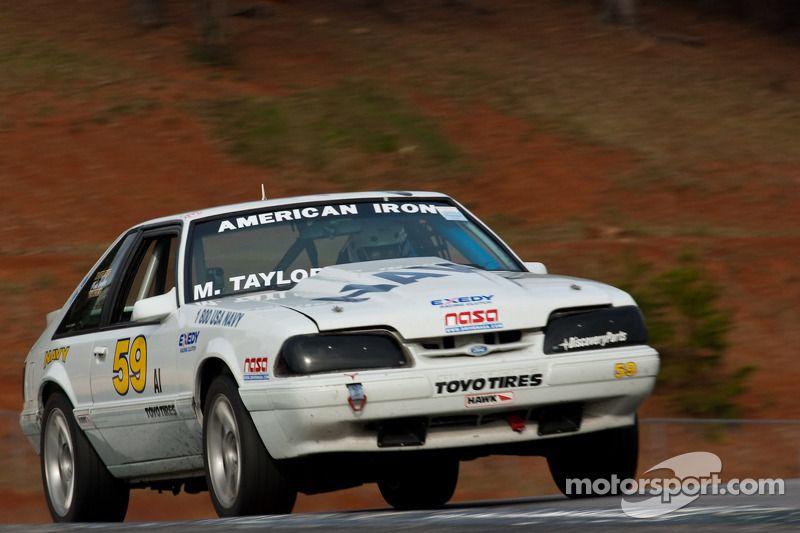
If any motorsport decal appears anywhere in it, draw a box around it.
[431,295,493,308]
[178,331,200,353]
[465,391,514,408]
[444,308,501,333]
[559,331,628,351]
[243,357,269,381]
[193,268,322,300]
[144,404,177,419]
[194,309,245,328]
[43,346,69,368]
[112,335,147,396]
[435,374,543,394]
[315,262,476,303]
[217,202,447,233]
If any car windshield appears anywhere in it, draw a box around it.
[187,199,521,301]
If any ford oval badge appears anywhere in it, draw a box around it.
[468,344,490,356]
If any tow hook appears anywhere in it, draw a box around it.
[347,383,367,412]
[508,414,526,433]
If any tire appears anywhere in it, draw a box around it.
[378,456,459,510]
[547,420,638,498]
[203,374,296,516]
[40,392,129,522]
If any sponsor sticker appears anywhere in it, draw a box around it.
[144,404,177,419]
[194,268,322,300]
[559,330,628,351]
[194,309,245,328]
[218,204,360,233]
[431,294,493,308]
[87,269,112,298]
[444,308,502,333]
[435,373,543,394]
[465,391,514,408]
[43,346,69,369]
[436,205,467,221]
[244,356,269,381]
[178,331,200,353]
[217,203,447,234]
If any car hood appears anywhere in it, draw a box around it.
[236,257,632,340]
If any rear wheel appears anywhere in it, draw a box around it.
[40,392,129,522]
[547,420,638,498]
[203,374,296,516]
[378,456,459,510]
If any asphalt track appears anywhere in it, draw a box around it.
[4,479,798,532]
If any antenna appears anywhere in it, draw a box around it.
[261,184,267,201]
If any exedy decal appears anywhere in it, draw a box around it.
[435,374,543,394]
[43,346,69,369]
[178,331,200,353]
[431,295,493,308]
[315,262,476,303]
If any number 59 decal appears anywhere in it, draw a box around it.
[614,361,637,379]
[112,335,147,395]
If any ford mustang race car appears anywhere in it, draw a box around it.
[20,191,659,522]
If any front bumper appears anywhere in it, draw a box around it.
[240,346,659,459]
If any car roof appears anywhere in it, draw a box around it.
[137,190,451,228]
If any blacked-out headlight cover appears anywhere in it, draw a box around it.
[544,305,648,354]
[276,333,408,376]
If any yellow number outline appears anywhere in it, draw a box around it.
[112,336,147,395]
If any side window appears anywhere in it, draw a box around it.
[111,233,177,324]
[56,233,137,336]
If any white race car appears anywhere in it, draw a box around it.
[20,191,659,522]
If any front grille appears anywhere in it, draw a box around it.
[420,330,523,351]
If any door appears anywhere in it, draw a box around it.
[51,232,138,451]
[88,227,198,465]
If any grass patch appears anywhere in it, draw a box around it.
[91,98,162,124]
[200,81,464,179]
[0,279,24,296]
[619,254,755,418]
[0,37,126,93]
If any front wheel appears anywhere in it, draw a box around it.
[547,420,638,498]
[40,392,129,522]
[378,456,459,510]
[203,374,296,516]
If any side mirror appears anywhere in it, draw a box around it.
[132,287,177,323]
[523,261,548,275]
[46,308,62,327]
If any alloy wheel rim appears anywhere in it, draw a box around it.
[207,395,242,509]
[43,408,75,516]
